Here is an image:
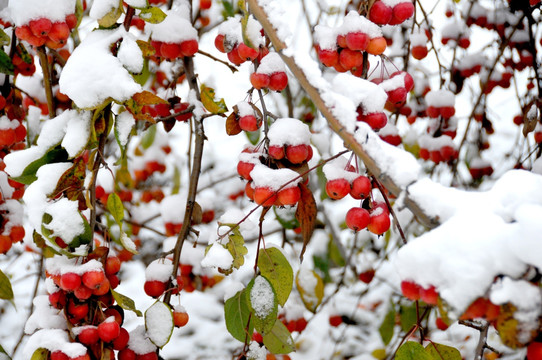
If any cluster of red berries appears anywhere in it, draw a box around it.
[15,15,76,49]
[249,53,289,92]
[418,135,458,164]
[441,21,471,49]
[140,188,165,204]
[482,69,513,94]
[374,70,415,112]
[267,117,313,165]
[12,52,37,77]
[142,98,192,122]
[368,0,415,26]
[346,202,391,235]
[315,12,388,76]
[151,38,198,60]
[278,313,308,333]
[44,253,134,360]
[214,17,268,66]
[468,158,494,180]
[133,159,167,184]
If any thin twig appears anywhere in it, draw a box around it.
[197,50,238,73]
[36,46,55,116]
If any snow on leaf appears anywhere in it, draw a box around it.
[9,148,69,185]
[261,319,295,355]
[139,6,167,23]
[200,84,228,114]
[111,290,142,317]
[51,157,86,201]
[395,342,432,360]
[224,288,254,343]
[247,276,278,335]
[145,300,174,348]
[96,0,123,28]
[425,343,461,360]
[120,232,138,254]
[0,269,13,302]
[296,268,324,313]
[257,247,293,306]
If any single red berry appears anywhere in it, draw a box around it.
[277,186,301,206]
[369,1,393,25]
[200,0,212,10]
[77,326,100,345]
[420,285,439,305]
[60,272,81,291]
[180,39,198,57]
[318,48,339,67]
[411,45,428,60]
[329,315,343,327]
[227,46,245,65]
[358,269,376,284]
[82,270,106,289]
[345,32,369,51]
[250,72,270,90]
[345,207,370,232]
[238,115,261,132]
[237,43,259,61]
[29,18,52,37]
[112,327,130,350]
[285,144,309,164]
[350,176,371,199]
[339,48,363,71]
[144,280,167,298]
[325,178,350,200]
[268,145,285,160]
[253,187,277,207]
[98,319,121,342]
[214,34,226,53]
[118,348,137,360]
[160,43,182,60]
[173,310,190,327]
[367,207,391,235]
[390,2,415,25]
[105,256,121,275]
[237,161,255,180]
[48,22,70,43]
[268,72,288,92]
[401,280,421,300]
[435,317,449,331]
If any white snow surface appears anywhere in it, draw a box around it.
[9,0,75,25]
[201,242,234,270]
[148,9,197,43]
[23,328,87,359]
[116,111,135,147]
[250,164,302,191]
[256,52,286,75]
[145,301,173,347]
[43,198,85,244]
[118,33,144,74]
[426,89,455,107]
[397,170,542,311]
[59,27,142,109]
[145,258,173,282]
[160,193,186,224]
[62,111,91,158]
[128,325,157,355]
[268,117,311,146]
[332,74,387,114]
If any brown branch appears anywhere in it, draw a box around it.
[164,56,205,306]
[36,46,55,116]
[247,0,437,229]
[197,49,238,73]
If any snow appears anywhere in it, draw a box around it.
[45,257,103,275]
[338,11,382,39]
[426,89,455,107]
[116,111,136,146]
[322,156,360,182]
[332,74,388,114]
[148,9,197,43]
[256,52,286,75]
[124,0,146,7]
[249,164,302,191]
[236,101,257,117]
[42,198,85,244]
[490,277,542,312]
[201,242,234,270]
[145,258,173,282]
[118,33,144,74]
[268,117,311,146]
[24,296,67,334]
[23,329,87,359]
[247,341,267,360]
[250,276,274,318]
[62,111,91,158]
[9,0,75,25]
[59,27,142,109]
[160,194,186,224]
[128,325,157,355]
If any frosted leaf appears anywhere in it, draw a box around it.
[247,342,267,360]
[89,0,118,20]
[250,276,274,318]
[116,111,135,147]
[128,325,157,355]
[62,111,91,158]
[43,198,85,244]
[118,33,144,74]
[145,301,174,348]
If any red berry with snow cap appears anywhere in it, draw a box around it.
[345,207,370,232]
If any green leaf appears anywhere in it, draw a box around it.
[223,227,248,273]
[145,301,174,348]
[296,268,324,313]
[0,29,10,47]
[11,148,69,185]
[396,342,433,360]
[247,276,278,335]
[262,319,295,354]
[0,344,12,360]
[112,290,142,317]
[133,58,151,86]
[425,343,462,360]
[200,84,228,114]
[257,247,293,306]
[0,269,13,301]
[312,254,331,283]
[30,348,47,360]
[97,0,123,28]
[0,49,14,76]
[140,124,156,149]
[245,128,260,145]
[171,166,181,195]
[107,193,125,226]
[139,6,167,24]
[224,289,254,343]
[400,303,418,333]
[379,305,395,346]
[70,213,93,248]
[327,237,345,267]
[221,0,235,18]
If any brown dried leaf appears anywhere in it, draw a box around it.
[133,91,168,106]
[295,182,317,262]
[226,112,242,136]
[162,118,176,132]
[51,157,86,201]
[192,201,203,225]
